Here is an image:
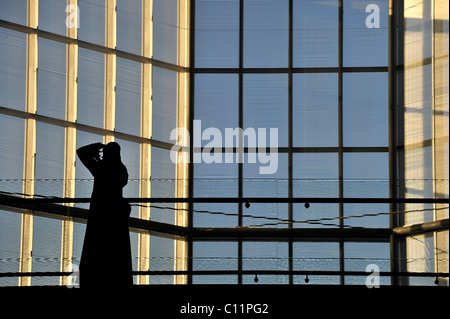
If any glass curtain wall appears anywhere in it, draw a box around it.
[0,0,190,286]
[192,0,391,285]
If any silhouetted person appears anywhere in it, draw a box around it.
[77,142,133,288]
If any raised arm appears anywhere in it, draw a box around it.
[76,143,104,176]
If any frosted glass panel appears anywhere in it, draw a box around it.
[0,29,26,111]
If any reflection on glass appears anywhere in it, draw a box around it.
[116,0,142,55]
[153,0,178,64]
[78,0,105,46]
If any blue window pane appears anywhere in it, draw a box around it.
[0,210,21,286]
[343,72,388,147]
[244,0,289,68]
[153,0,178,64]
[115,58,141,136]
[78,0,105,46]
[343,0,388,67]
[77,48,104,128]
[293,0,339,67]
[39,0,67,36]
[37,38,66,120]
[116,0,142,55]
[0,29,27,111]
[0,0,27,25]
[195,0,239,68]
[293,73,339,147]
[152,67,177,143]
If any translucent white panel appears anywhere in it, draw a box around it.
[153,0,178,64]
[293,73,338,147]
[31,216,62,286]
[115,58,141,136]
[0,0,27,25]
[37,38,66,120]
[293,242,340,284]
[193,241,238,284]
[77,48,104,128]
[344,242,390,286]
[242,241,289,284]
[35,122,65,198]
[244,74,288,147]
[39,0,67,36]
[343,0,388,67]
[194,74,239,147]
[152,67,177,143]
[151,147,176,224]
[343,72,388,147]
[0,29,27,111]
[0,115,24,194]
[78,0,105,46]
[293,153,339,198]
[195,0,239,68]
[404,0,433,63]
[116,0,142,55]
[293,0,338,67]
[0,210,21,287]
[406,234,437,286]
[244,0,289,68]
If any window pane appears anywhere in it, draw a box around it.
[0,0,27,25]
[293,242,340,284]
[116,0,142,55]
[344,242,390,286]
[149,235,175,284]
[293,0,338,67]
[0,115,24,194]
[195,0,239,68]
[39,0,67,36]
[193,241,238,284]
[151,147,175,224]
[194,74,239,147]
[77,48,105,128]
[32,216,62,286]
[35,122,65,198]
[152,67,177,143]
[0,210,21,286]
[78,0,105,46]
[153,0,178,64]
[242,241,289,284]
[293,73,338,147]
[37,38,66,120]
[244,74,288,147]
[343,0,388,67]
[116,58,141,136]
[244,0,289,68]
[343,72,388,147]
[0,29,27,111]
